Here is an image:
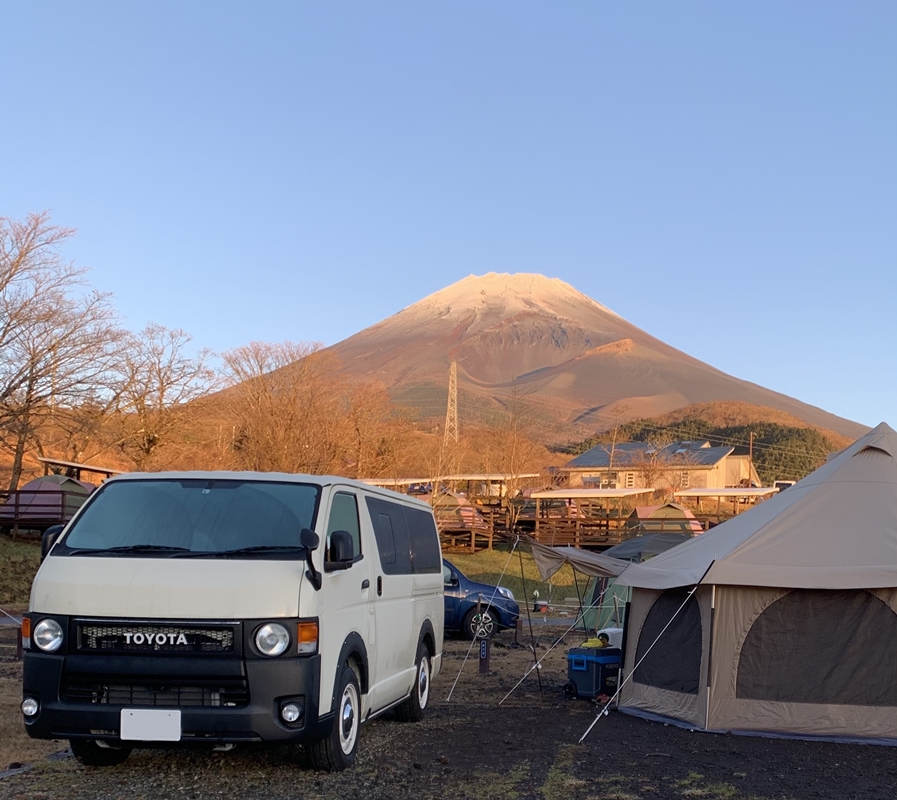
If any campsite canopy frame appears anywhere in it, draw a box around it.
[38,457,122,482]
[673,487,778,517]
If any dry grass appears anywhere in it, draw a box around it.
[0,638,888,799]
[0,535,41,608]
[445,546,583,610]
[0,660,66,769]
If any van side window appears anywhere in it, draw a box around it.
[375,514,397,565]
[365,497,412,575]
[406,506,441,574]
[327,492,361,560]
[365,497,439,575]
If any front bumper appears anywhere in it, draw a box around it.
[23,652,328,744]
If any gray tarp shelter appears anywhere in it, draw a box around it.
[616,421,897,742]
[531,542,629,581]
[604,532,694,562]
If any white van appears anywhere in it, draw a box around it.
[21,472,444,771]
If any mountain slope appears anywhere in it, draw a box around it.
[322,273,867,440]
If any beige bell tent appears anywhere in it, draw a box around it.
[615,421,897,742]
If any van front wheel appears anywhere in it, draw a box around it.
[307,663,360,772]
[396,641,431,723]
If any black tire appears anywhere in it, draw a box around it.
[69,738,133,767]
[395,641,431,723]
[463,606,498,640]
[307,663,361,772]
[563,681,578,700]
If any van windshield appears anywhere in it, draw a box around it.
[57,478,321,559]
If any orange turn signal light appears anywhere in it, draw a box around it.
[21,617,31,638]
[297,622,318,654]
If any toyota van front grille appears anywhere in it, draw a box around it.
[78,623,235,654]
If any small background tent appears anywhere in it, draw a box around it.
[605,532,696,562]
[616,422,897,743]
[625,503,704,535]
[426,491,489,532]
[0,475,95,528]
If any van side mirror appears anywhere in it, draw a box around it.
[300,528,320,551]
[41,524,64,561]
[300,528,322,591]
[328,530,354,564]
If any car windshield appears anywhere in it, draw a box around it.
[58,478,320,559]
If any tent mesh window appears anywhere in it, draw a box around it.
[737,589,897,706]
[633,588,702,694]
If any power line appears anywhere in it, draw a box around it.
[402,395,834,461]
[553,414,835,467]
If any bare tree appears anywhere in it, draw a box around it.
[628,436,676,492]
[342,382,409,478]
[475,389,548,527]
[605,402,631,476]
[660,449,701,501]
[0,212,124,490]
[110,324,216,470]
[421,436,466,510]
[220,341,352,474]
[35,394,115,466]
[624,436,701,500]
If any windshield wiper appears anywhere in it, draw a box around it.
[67,545,191,556]
[172,545,305,559]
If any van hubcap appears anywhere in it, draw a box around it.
[339,684,358,753]
[418,658,430,706]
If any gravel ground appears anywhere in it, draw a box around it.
[2,630,897,800]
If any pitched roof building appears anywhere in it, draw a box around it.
[563,440,760,491]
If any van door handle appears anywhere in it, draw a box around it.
[377,576,383,597]
[361,579,370,590]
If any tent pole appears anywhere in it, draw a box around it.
[571,569,590,638]
[705,584,716,730]
[446,538,521,702]
[579,582,701,744]
[517,545,543,693]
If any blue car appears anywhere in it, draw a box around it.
[442,558,520,639]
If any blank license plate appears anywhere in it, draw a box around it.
[120,709,181,741]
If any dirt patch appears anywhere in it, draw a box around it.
[2,629,896,800]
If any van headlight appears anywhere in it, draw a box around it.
[33,619,64,653]
[255,623,290,656]
[498,587,515,601]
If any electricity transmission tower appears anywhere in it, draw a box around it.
[444,360,458,445]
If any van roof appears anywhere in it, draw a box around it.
[103,471,433,510]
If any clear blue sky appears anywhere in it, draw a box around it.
[3,2,895,431]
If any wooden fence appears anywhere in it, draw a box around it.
[0,489,86,537]
[437,505,711,553]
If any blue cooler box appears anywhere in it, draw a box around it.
[566,647,621,699]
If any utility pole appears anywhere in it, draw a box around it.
[444,360,458,445]
[749,430,754,487]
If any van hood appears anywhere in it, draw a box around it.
[30,556,305,619]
